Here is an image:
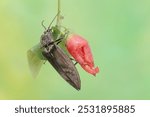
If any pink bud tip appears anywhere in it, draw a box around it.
[66,34,99,76]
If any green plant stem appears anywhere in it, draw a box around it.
[57,0,61,29]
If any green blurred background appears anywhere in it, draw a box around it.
[0,0,150,99]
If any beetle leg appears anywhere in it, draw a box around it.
[74,62,78,65]
[56,40,62,45]
[70,58,78,65]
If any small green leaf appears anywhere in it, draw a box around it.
[27,44,46,78]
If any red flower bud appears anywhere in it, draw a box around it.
[66,34,99,76]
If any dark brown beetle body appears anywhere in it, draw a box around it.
[40,28,81,90]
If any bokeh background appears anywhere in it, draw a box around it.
[0,0,150,99]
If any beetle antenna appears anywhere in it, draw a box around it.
[48,11,60,30]
[41,20,47,30]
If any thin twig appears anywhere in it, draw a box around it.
[57,0,61,29]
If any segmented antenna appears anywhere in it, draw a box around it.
[48,11,60,30]
[41,20,47,30]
